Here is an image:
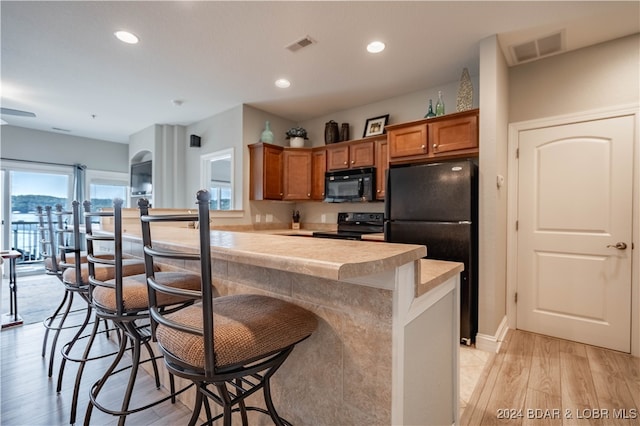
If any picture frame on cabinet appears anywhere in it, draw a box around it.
[363,114,389,137]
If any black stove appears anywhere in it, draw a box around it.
[312,212,384,240]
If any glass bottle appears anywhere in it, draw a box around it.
[424,99,436,118]
[435,91,445,116]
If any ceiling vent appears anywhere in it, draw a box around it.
[510,31,565,64]
[286,35,316,52]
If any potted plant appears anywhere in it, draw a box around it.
[285,127,308,148]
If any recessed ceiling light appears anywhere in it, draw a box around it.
[114,30,139,44]
[367,41,385,54]
[275,78,291,88]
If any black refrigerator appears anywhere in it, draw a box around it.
[384,160,478,344]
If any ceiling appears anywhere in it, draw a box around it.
[1,1,638,144]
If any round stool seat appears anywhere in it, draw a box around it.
[156,294,317,370]
[62,258,146,286]
[93,272,201,312]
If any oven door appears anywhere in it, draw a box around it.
[312,231,363,240]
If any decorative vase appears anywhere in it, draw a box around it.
[340,123,350,141]
[289,136,305,148]
[260,120,274,143]
[324,120,340,144]
[456,68,473,112]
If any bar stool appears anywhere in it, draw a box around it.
[53,200,152,425]
[37,205,68,360]
[83,198,201,426]
[38,203,99,377]
[138,190,318,426]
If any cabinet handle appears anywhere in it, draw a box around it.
[432,143,438,152]
[377,189,381,193]
[351,160,355,164]
[421,144,426,151]
[344,161,348,165]
[307,193,310,197]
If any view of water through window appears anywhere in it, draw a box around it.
[8,170,127,264]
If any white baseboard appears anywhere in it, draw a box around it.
[475,316,508,353]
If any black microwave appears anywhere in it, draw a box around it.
[324,167,376,202]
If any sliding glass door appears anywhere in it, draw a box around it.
[1,161,73,274]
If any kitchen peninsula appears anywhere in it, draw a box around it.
[116,225,462,425]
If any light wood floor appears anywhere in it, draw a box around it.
[1,313,194,425]
[3,314,639,425]
[461,329,640,426]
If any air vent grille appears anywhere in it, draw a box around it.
[286,36,315,52]
[511,30,564,64]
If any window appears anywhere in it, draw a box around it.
[86,170,129,217]
[201,148,234,210]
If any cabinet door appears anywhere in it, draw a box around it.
[249,143,283,200]
[263,145,284,200]
[326,145,350,171]
[350,141,375,168]
[283,149,312,200]
[388,123,428,159]
[428,113,478,156]
[375,140,388,200]
[311,149,327,200]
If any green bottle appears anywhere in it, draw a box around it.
[435,91,445,116]
[424,99,436,118]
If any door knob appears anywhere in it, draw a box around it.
[606,242,627,250]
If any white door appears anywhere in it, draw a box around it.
[516,115,634,352]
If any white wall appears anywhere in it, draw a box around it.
[1,126,129,172]
[477,36,510,344]
[299,76,480,148]
[183,104,297,225]
[509,34,639,122]
[128,123,187,209]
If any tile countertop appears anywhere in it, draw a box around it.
[119,226,427,282]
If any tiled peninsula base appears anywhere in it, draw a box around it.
[117,232,460,425]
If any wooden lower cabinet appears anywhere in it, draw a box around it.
[282,149,312,200]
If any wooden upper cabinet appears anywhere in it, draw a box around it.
[311,148,327,200]
[249,143,283,200]
[428,111,478,157]
[326,140,375,171]
[350,141,375,168]
[386,109,479,164]
[282,148,312,201]
[326,144,350,171]
[387,123,428,160]
[375,139,388,200]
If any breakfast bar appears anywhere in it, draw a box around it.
[114,226,462,425]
